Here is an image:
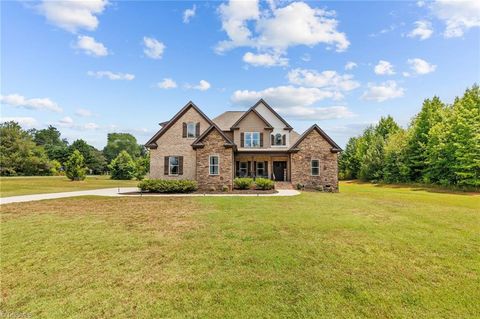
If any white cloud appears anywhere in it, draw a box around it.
[37,0,108,33]
[75,35,108,56]
[58,116,74,126]
[57,116,99,130]
[143,37,165,59]
[83,122,99,130]
[1,117,38,127]
[431,0,480,37]
[287,68,360,97]
[417,1,426,7]
[407,58,437,75]
[183,5,196,23]
[243,51,288,67]
[186,80,211,91]
[374,60,395,75]
[231,85,354,120]
[157,78,177,89]
[362,81,405,102]
[345,61,357,70]
[87,71,135,80]
[408,20,433,40]
[1,93,62,112]
[75,108,93,117]
[216,1,349,56]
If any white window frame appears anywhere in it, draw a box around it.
[186,122,196,138]
[256,161,265,177]
[311,159,320,176]
[209,155,220,175]
[239,162,248,176]
[244,132,260,148]
[169,156,179,175]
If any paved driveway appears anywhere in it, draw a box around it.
[0,188,300,205]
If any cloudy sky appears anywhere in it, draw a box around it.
[1,0,479,148]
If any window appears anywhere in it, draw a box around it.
[187,122,196,138]
[209,155,219,175]
[244,132,260,148]
[169,156,179,175]
[256,162,265,177]
[274,133,283,146]
[239,162,248,176]
[311,159,319,176]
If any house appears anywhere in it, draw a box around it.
[145,99,342,191]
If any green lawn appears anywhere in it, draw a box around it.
[1,182,479,318]
[0,175,138,197]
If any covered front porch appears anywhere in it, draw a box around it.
[234,152,291,181]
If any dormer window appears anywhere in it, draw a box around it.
[183,122,199,138]
[187,122,196,138]
[271,133,286,146]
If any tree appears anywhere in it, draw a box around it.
[0,121,53,176]
[65,150,87,181]
[109,150,136,180]
[339,137,360,179]
[383,130,410,183]
[69,139,107,174]
[32,125,66,146]
[103,133,142,163]
[134,156,149,180]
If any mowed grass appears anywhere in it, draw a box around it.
[1,182,479,318]
[0,175,138,197]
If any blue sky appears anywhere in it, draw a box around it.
[1,0,479,148]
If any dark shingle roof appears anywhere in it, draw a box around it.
[212,111,245,131]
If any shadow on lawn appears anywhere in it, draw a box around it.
[343,180,479,196]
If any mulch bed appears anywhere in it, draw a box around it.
[121,189,278,195]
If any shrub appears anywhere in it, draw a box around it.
[64,150,87,181]
[109,150,136,180]
[221,185,229,192]
[254,178,274,190]
[138,179,198,193]
[296,183,304,190]
[134,157,149,180]
[234,177,254,189]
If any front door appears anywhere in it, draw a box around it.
[273,161,287,181]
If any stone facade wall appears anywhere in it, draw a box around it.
[149,107,210,179]
[196,130,234,191]
[290,131,339,191]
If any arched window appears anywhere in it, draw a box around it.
[275,133,282,145]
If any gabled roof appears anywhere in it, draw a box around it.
[191,123,235,149]
[212,111,245,131]
[252,99,293,130]
[230,107,274,130]
[145,101,214,149]
[289,124,342,153]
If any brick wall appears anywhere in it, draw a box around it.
[195,129,234,191]
[290,131,339,191]
[149,107,210,179]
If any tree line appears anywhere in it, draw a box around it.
[0,123,149,180]
[339,84,479,189]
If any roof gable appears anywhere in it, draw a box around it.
[289,124,342,152]
[145,101,214,148]
[252,99,292,130]
[212,111,245,131]
[192,124,235,149]
[230,107,273,130]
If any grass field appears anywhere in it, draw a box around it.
[0,175,138,197]
[1,181,479,318]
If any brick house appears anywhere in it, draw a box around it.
[145,99,342,191]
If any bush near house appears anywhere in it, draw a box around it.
[109,151,136,180]
[138,179,198,193]
[234,177,254,189]
[254,178,274,190]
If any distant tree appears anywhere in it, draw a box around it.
[339,137,360,179]
[32,125,70,163]
[109,150,136,180]
[65,150,87,181]
[134,156,149,180]
[0,121,53,176]
[69,139,107,174]
[383,130,410,183]
[103,133,142,163]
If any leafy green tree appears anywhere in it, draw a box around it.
[339,137,360,179]
[133,156,149,180]
[103,133,142,163]
[405,97,445,181]
[109,150,136,180]
[0,121,53,176]
[65,150,87,181]
[383,130,410,183]
[32,125,70,163]
[69,139,107,174]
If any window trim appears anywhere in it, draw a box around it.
[256,161,265,177]
[311,159,320,176]
[169,156,180,176]
[272,133,285,147]
[244,132,260,148]
[186,122,196,139]
[239,162,248,176]
[209,155,220,176]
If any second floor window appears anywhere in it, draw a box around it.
[245,132,260,148]
[187,122,196,138]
